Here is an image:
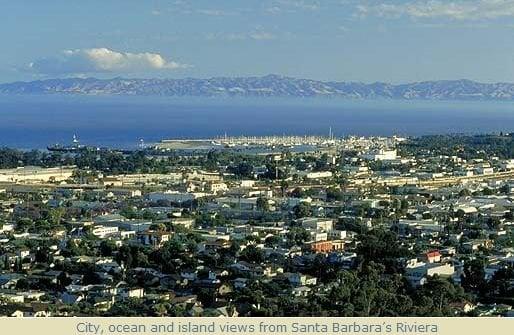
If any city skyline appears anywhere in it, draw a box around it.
[3,0,514,84]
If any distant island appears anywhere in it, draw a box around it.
[2,74,514,100]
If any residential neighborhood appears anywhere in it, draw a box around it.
[1,133,514,317]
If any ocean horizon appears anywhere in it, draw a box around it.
[1,94,514,149]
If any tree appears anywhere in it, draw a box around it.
[228,162,253,178]
[461,258,486,293]
[116,245,150,269]
[57,271,72,289]
[290,187,305,198]
[486,266,514,297]
[264,235,282,248]
[15,218,33,233]
[357,229,412,272]
[482,187,494,196]
[153,303,170,316]
[459,189,471,197]
[47,207,66,225]
[293,202,311,218]
[35,247,50,263]
[286,227,310,246]
[256,197,269,212]
[149,223,167,232]
[240,245,265,264]
[107,298,151,316]
[15,278,29,290]
[499,184,510,194]
[99,240,117,257]
[82,267,102,285]
[326,187,343,202]
[414,276,469,316]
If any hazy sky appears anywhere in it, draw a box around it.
[2,0,514,83]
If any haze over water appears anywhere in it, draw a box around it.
[1,94,513,149]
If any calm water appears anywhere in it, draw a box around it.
[1,94,514,149]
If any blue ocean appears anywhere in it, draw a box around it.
[1,94,514,149]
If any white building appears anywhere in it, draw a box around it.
[361,149,398,161]
[405,261,455,286]
[240,180,255,187]
[208,182,228,194]
[92,225,119,238]
[298,217,334,232]
[329,229,347,239]
[299,171,333,179]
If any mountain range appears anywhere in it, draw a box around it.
[2,74,514,100]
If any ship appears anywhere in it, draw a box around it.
[47,135,88,152]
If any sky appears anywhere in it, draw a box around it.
[2,0,514,84]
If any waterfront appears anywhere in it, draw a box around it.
[1,94,514,149]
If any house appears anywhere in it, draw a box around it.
[448,301,476,314]
[170,295,199,311]
[61,292,85,304]
[119,287,145,299]
[286,273,318,287]
[0,292,24,303]
[308,231,328,242]
[208,182,228,194]
[240,180,255,187]
[91,225,119,238]
[180,269,199,281]
[424,250,441,263]
[10,303,53,317]
[307,240,344,253]
[106,188,142,198]
[200,239,231,253]
[0,274,24,289]
[298,217,334,232]
[233,278,249,290]
[329,229,347,239]
[230,261,264,277]
[137,231,171,248]
[217,283,233,296]
[405,261,455,287]
[172,218,195,229]
[186,170,223,182]
[291,286,311,297]
[462,239,493,252]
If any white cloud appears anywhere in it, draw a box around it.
[206,31,277,41]
[249,32,277,40]
[265,0,320,14]
[28,48,189,74]
[196,9,239,16]
[358,0,514,20]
